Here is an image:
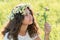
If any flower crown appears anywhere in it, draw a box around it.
[12,4,29,15]
[10,4,30,20]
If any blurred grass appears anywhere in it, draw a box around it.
[0,0,60,40]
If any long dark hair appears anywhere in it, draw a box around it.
[2,5,39,40]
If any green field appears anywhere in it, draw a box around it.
[0,0,60,40]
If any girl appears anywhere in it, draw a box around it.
[2,4,51,40]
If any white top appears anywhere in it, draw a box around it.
[4,32,38,40]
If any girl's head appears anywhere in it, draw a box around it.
[10,4,33,25]
[2,4,38,40]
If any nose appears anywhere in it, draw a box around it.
[29,14,33,20]
[29,14,32,18]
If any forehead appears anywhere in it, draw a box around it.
[25,8,30,13]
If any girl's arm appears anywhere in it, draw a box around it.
[44,22,51,40]
[35,22,51,40]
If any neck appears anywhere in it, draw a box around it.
[19,24,28,36]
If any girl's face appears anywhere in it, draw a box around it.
[22,8,33,25]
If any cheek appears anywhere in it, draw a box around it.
[22,17,30,24]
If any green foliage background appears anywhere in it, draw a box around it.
[0,0,60,40]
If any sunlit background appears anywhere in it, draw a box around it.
[0,0,60,40]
